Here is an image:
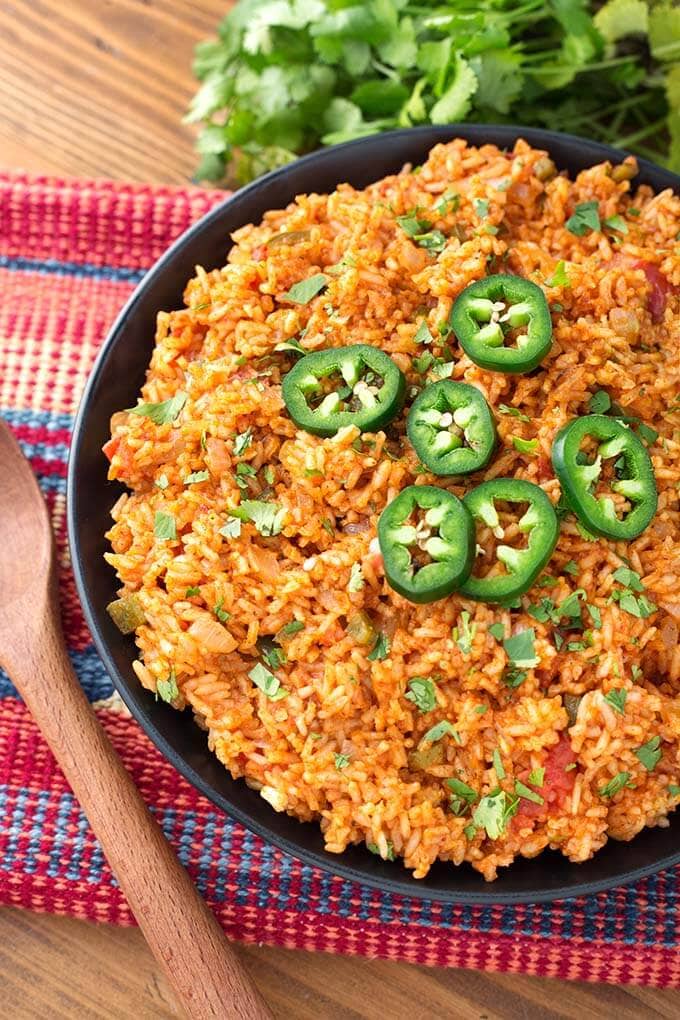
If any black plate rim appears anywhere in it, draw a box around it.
[67,123,680,905]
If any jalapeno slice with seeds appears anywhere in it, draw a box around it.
[378,485,474,603]
[407,380,497,476]
[282,344,406,437]
[450,275,552,374]
[461,478,559,603]
[551,414,657,540]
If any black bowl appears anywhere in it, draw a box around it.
[68,125,680,904]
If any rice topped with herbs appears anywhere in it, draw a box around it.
[104,138,680,880]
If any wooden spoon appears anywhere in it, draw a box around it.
[0,420,272,1020]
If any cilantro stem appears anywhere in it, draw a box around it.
[614,119,668,149]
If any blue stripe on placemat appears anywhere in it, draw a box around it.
[0,254,145,284]
[0,407,74,431]
[0,646,114,702]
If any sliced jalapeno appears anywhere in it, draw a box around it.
[282,344,406,437]
[378,485,474,603]
[461,478,559,603]
[551,414,657,540]
[407,380,497,476]
[450,275,552,374]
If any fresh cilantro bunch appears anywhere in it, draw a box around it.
[186,0,680,185]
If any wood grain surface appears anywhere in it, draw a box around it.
[2,1,680,1017]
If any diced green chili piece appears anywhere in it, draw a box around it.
[450,275,552,374]
[407,380,497,476]
[378,485,474,604]
[106,594,145,634]
[281,344,406,437]
[551,415,657,540]
[461,478,559,603]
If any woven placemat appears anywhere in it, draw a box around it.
[1,169,678,988]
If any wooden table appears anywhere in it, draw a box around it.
[1,2,679,1016]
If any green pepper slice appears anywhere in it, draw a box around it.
[281,344,406,437]
[551,414,657,540]
[461,479,559,602]
[450,275,552,374]
[407,380,497,476]
[378,485,474,603]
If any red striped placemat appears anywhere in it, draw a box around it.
[1,168,679,988]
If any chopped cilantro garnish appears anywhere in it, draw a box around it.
[248,662,287,701]
[213,599,230,623]
[367,841,395,861]
[129,391,187,425]
[498,404,531,422]
[547,260,570,288]
[587,603,602,628]
[185,586,200,598]
[156,668,179,703]
[599,771,633,798]
[588,390,611,414]
[566,201,600,236]
[634,736,662,772]
[185,469,210,485]
[154,511,176,541]
[156,474,169,490]
[492,748,506,780]
[612,566,644,591]
[514,779,544,805]
[503,628,538,668]
[405,676,436,714]
[527,767,545,787]
[413,351,435,374]
[262,643,287,670]
[368,631,390,661]
[563,559,579,576]
[503,667,528,689]
[472,790,518,840]
[283,273,328,304]
[473,198,489,218]
[232,500,286,537]
[334,752,350,771]
[421,720,459,745]
[604,688,627,715]
[604,214,628,234]
[220,516,242,539]
[668,784,680,797]
[277,619,304,639]
[414,319,433,345]
[453,611,476,656]
[435,191,460,215]
[488,622,505,641]
[474,704,489,715]
[233,428,253,455]
[447,778,478,816]
[348,562,364,592]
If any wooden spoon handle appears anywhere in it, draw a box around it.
[11,612,272,1020]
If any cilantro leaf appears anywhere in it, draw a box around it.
[233,428,253,455]
[334,752,350,771]
[156,668,179,704]
[604,214,628,234]
[599,771,633,798]
[547,260,570,287]
[635,736,662,771]
[604,688,627,715]
[249,662,287,701]
[129,391,187,425]
[185,470,210,485]
[405,676,436,713]
[368,631,390,661]
[453,610,476,655]
[414,319,433,345]
[154,511,177,542]
[472,790,519,840]
[514,779,544,805]
[283,274,328,304]
[277,619,304,639]
[503,628,538,668]
[588,390,612,414]
[488,623,505,640]
[566,201,601,236]
[233,500,287,536]
[420,720,459,745]
[498,404,531,422]
[220,516,242,539]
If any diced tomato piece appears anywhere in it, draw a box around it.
[634,261,671,323]
[102,436,120,462]
[536,454,552,481]
[516,734,577,823]
[251,245,268,261]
